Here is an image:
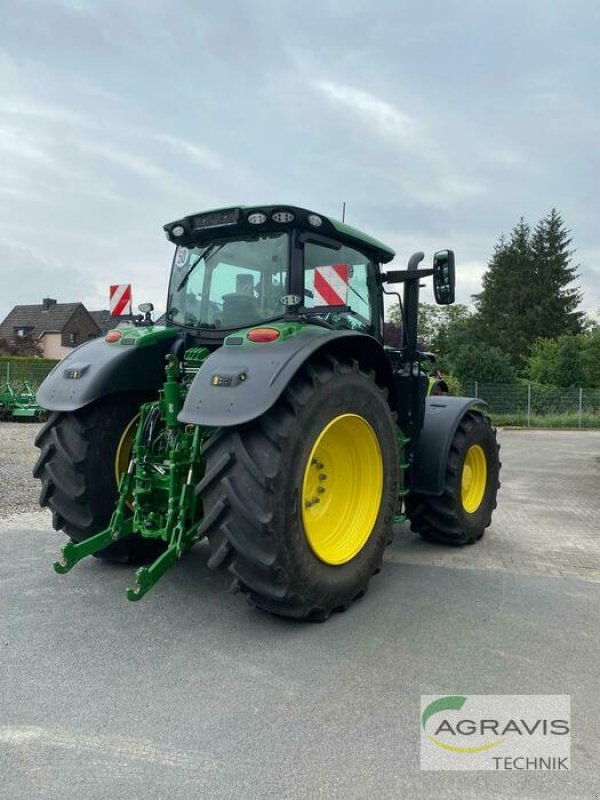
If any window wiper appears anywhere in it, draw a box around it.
[348,283,368,305]
[176,243,224,292]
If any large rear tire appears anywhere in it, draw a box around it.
[33,394,165,563]
[197,355,399,620]
[406,410,500,545]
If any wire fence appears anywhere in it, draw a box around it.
[0,360,59,390]
[462,382,600,429]
[2,360,600,429]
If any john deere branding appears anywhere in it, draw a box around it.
[420,695,570,771]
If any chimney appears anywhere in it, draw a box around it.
[42,298,57,311]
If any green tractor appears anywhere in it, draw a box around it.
[34,205,500,620]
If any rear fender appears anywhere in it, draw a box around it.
[179,328,396,427]
[36,328,179,411]
[410,396,488,495]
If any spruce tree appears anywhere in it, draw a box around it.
[474,210,583,370]
[473,219,535,367]
[530,209,583,338]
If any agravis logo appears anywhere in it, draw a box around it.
[422,696,506,753]
[420,695,570,771]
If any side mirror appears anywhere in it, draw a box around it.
[432,250,455,305]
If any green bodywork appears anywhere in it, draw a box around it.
[106,325,179,348]
[54,348,212,600]
[223,320,306,346]
[327,216,395,262]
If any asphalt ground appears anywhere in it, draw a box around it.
[1,428,599,798]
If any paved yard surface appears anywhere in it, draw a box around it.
[3,425,600,582]
[0,425,599,799]
[389,429,600,582]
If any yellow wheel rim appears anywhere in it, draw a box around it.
[461,444,487,513]
[114,412,140,490]
[302,413,384,565]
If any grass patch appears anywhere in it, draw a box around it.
[491,412,600,429]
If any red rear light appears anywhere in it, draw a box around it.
[105,330,122,343]
[246,328,280,343]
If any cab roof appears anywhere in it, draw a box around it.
[163,204,396,264]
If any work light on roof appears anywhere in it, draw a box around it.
[308,214,322,227]
[272,211,295,223]
[172,225,185,238]
[248,212,267,224]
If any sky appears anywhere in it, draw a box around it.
[0,0,599,324]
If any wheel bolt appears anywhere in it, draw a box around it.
[312,497,320,504]
[317,487,325,494]
[319,473,327,481]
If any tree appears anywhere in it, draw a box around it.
[385,302,479,378]
[452,344,517,385]
[0,333,43,357]
[553,336,585,387]
[473,211,583,371]
[428,304,477,371]
[581,327,600,387]
[527,337,561,385]
[384,302,403,348]
[528,329,600,388]
[385,302,445,350]
[530,209,584,338]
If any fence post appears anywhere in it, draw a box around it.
[474,381,478,398]
[578,387,583,430]
[527,383,531,428]
[6,361,9,384]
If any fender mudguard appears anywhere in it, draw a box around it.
[179,328,394,427]
[410,396,488,496]
[36,328,179,411]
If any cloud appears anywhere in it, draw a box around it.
[154,134,223,169]
[486,147,528,169]
[0,127,53,162]
[306,77,487,208]
[0,0,598,330]
[76,140,169,182]
[0,97,89,126]
[312,80,418,144]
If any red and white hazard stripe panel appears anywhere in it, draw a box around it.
[313,264,349,306]
[109,284,132,316]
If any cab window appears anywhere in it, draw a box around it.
[304,241,377,332]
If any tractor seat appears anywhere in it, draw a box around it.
[220,293,260,327]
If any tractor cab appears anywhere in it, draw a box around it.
[163,205,395,344]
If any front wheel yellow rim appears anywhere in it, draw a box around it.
[461,444,487,513]
[114,412,140,490]
[302,413,384,565]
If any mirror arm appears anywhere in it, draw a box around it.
[380,268,434,284]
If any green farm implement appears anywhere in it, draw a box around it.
[1,381,46,420]
[34,205,500,620]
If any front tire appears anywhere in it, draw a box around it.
[406,410,500,545]
[33,394,164,563]
[197,356,399,620]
